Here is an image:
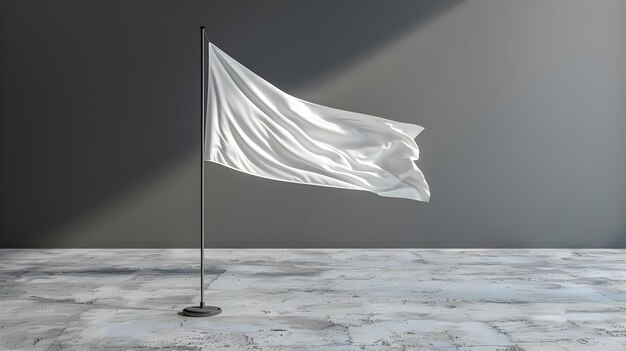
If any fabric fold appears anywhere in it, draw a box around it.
[205,42,430,202]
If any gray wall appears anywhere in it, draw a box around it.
[1,0,625,248]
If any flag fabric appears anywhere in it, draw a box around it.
[205,43,430,202]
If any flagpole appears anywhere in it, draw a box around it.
[182,26,222,317]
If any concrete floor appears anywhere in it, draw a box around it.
[1,249,625,350]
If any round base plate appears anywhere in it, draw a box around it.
[182,305,222,317]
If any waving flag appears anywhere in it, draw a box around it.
[205,43,430,202]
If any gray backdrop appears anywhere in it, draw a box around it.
[2,0,625,248]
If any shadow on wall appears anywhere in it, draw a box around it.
[0,0,464,247]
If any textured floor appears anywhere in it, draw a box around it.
[1,249,625,350]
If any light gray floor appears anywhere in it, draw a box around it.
[1,249,625,350]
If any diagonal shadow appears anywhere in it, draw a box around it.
[0,0,464,247]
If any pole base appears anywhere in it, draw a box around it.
[182,305,222,317]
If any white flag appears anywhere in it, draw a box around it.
[205,43,430,202]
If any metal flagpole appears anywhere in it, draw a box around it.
[182,26,222,317]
